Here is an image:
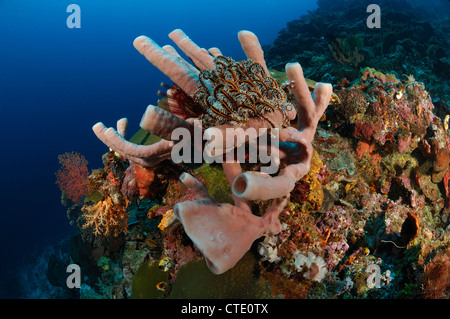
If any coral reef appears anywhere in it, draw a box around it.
[265,0,450,119]
[90,29,332,275]
[54,17,449,299]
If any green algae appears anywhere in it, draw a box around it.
[84,188,103,204]
[192,163,233,204]
[327,148,356,175]
[129,128,162,146]
[131,261,169,299]
[169,252,272,299]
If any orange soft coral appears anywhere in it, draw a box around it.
[81,196,130,237]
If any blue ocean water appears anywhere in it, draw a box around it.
[0,0,318,298]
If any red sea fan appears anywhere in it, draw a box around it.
[55,152,90,202]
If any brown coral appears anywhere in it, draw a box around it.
[422,249,450,299]
[334,86,369,122]
[328,37,364,68]
[430,139,450,183]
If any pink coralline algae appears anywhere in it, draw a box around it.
[353,120,384,143]
[316,208,351,268]
[333,69,436,156]
[360,67,399,84]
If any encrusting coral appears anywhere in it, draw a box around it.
[91,29,332,274]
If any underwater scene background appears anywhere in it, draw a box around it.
[0,0,449,299]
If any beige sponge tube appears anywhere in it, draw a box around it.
[232,172,295,201]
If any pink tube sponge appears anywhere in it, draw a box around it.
[133,35,200,95]
[91,28,333,274]
[230,64,332,201]
[174,172,287,274]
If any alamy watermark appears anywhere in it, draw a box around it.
[367,4,381,28]
[366,263,381,288]
[66,263,81,288]
[170,120,280,174]
[66,4,81,28]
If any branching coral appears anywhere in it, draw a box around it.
[81,196,130,237]
[62,5,450,299]
[328,36,365,68]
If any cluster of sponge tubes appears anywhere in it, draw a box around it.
[92,29,333,274]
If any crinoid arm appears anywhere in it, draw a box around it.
[230,63,332,201]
